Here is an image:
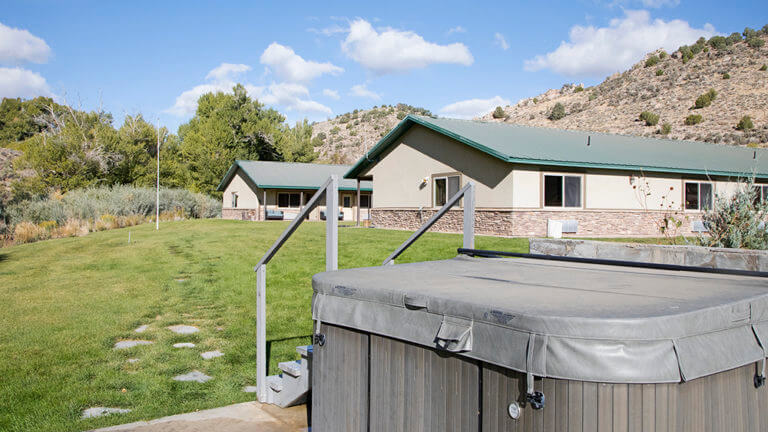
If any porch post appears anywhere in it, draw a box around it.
[356,179,361,227]
[256,264,267,401]
[263,190,267,221]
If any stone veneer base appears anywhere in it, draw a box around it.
[371,208,702,237]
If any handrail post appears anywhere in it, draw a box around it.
[463,182,475,249]
[327,175,338,271]
[256,264,267,402]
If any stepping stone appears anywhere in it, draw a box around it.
[126,358,140,364]
[81,407,131,419]
[201,350,224,360]
[134,325,149,333]
[173,370,212,383]
[175,278,187,283]
[173,342,196,348]
[167,325,199,335]
[114,340,153,350]
[243,386,258,393]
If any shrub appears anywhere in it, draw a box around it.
[679,45,694,63]
[492,106,505,119]
[761,64,768,71]
[658,50,667,59]
[737,116,754,131]
[532,97,538,104]
[644,55,660,67]
[700,183,768,249]
[685,114,703,125]
[660,123,672,135]
[396,112,406,120]
[639,111,660,126]
[722,72,730,79]
[588,93,597,101]
[708,36,728,50]
[693,88,717,109]
[727,32,743,45]
[573,85,584,93]
[13,222,44,244]
[656,69,664,76]
[547,103,566,121]
[747,38,765,48]
[330,126,340,135]
[744,27,758,39]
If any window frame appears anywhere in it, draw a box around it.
[542,173,584,209]
[432,173,462,208]
[231,192,238,208]
[683,181,714,211]
[277,192,301,209]
[342,195,352,208]
[359,194,371,209]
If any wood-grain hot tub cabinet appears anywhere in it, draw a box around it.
[310,255,768,432]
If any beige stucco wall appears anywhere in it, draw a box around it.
[366,125,514,208]
[221,169,261,209]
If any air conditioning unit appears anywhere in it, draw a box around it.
[547,220,563,238]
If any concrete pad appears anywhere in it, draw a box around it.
[201,350,224,360]
[90,401,307,432]
[167,325,199,335]
[82,407,131,419]
[134,325,149,333]
[172,370,212,383]
[114,340,154,350]
[172,342,196,348]
[243,386,258,393]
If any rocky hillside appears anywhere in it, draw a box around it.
[311,104,432,164]
[480,31,768,147]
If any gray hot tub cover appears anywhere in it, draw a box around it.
[312,256,768,384]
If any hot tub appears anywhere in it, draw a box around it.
[311,255,768,431]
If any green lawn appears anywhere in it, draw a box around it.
[0,219,528,431]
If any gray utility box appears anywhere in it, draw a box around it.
[311,255,768,432]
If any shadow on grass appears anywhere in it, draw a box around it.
[266,335,313,366]
[0,253,8,263]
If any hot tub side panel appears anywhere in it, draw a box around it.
[313,324,768,432]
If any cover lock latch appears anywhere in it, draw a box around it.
[526,391,546,410]
[313,333,326,347]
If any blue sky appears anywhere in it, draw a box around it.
[1,0,766,132]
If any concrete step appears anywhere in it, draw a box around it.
[278,360,302,378]
[296,345,313,357]
[266,375,283,393]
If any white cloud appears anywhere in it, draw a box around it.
[494,32,509,50]
[349,84,381,100]
[322,88,340,100]
[0,22,51,64]
[524,10,716,77]
[641,0,680,6]
[447,26,466,35]
[307,24,347,36]
[260,42,343,83]
[166,62,332,117]
[205,63,251,81]
[439,96,510,119]
[341,19,473,74]
[256,82,332,114]
[0,67,52,98]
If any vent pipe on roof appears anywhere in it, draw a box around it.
[587,136,591,146]
[755,150,757,160]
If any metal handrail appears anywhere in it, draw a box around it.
[253,174,339,403]
[382,182,475,266]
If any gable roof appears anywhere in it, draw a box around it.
[344,115,768,179]
[217,160,373,192]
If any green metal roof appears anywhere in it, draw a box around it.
[217,160,373,192]
[344,115,768,179]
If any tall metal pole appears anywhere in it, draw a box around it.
[156,120,160,230]
[326,175,339,271]
[256,264,267,402]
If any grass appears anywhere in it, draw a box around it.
[0,219,528,431]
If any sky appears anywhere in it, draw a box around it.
[1,0,766,132]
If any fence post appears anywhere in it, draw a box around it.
[463,183,475,249]
[326,175,339,271]
[256,264,267,402]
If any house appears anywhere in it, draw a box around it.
[217,160,373,222]
[343,115,768,237]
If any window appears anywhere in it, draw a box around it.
[360,194,371,208]
[752,185,768,203]
[231,192,238,208]
[343,196,352,208]
[277,192,301,208]
[684,182,713,210]
[544,175,582,208]
[434,175,460,207]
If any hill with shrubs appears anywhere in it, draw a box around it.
[480,27,768,147]
[311,104,433,164]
